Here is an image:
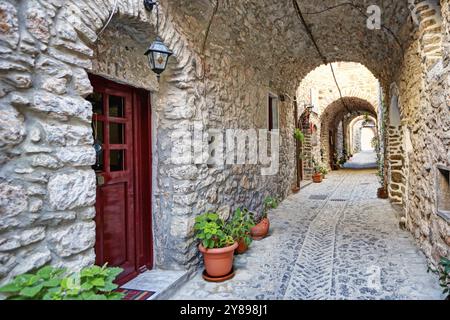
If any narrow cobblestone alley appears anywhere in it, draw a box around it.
[171,170,443,300]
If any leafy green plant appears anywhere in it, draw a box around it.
[226,208,255,246]
[319,166,328,176]
[262,196,278,219]
[194,213,235,249]
[429,257,450,299]
[0,264,124,300]
[294,128,305,143]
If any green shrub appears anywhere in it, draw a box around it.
[0,264,124,300]
[429,257,450,299]
[262,196,278,219]
[194,212,235,249]
[225,208,255,246]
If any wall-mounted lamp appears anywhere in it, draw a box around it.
[143,0,173,79]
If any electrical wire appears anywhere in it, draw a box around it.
[303,1,404,55]
[97,0,119,37]
[200,0,220,80]
[292,0,350,113]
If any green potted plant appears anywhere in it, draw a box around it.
[294,128,305,143]
[194,213,237,278]
[0,264,124,300]
[251,196,278,240]
[226,208,255,254]
[312,161,323,183]
[319,165,329,179]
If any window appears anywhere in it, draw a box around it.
[437,166,450,222]
[268,95,279,131]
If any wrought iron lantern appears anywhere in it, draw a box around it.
[144,37,173,77]
[143,0,173,79]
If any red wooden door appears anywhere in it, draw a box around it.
[87,75,152,284]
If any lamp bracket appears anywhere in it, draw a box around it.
[144,0,158,12]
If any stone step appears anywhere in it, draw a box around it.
[120,269,191,300]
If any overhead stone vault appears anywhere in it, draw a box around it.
[0,0,449,289]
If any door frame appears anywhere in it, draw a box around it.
[89,74,153,285]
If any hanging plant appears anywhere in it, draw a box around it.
[294,128,305,143]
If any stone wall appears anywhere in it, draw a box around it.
[392,0,450,264]
[0,0,298,286]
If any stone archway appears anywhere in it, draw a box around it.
[0,0,205,284]
[320,97,377,170]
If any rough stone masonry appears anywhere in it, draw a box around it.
[0,0,449,290]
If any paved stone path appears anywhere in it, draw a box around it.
[170,170,443,300]
[343,151,377,169]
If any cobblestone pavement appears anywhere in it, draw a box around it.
[170,170,443,300]
[343,151,377,169]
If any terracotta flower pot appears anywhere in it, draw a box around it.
[312,173,323,183]
[292,186,300,194]
[377,187,389,199]
[235,238,249,254]
[251,218,270,240]
[199,242,238,278]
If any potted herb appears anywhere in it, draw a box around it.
[226,208,255,254]
[251,197,278,240]
[319,166,329,179]
[194,213,237,278]
[312,165,323,183]
[0,264,124,300]
[376,156,388,199]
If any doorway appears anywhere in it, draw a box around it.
[87,74,153,285]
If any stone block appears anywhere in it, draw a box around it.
[0,104,25,149]
[48,170,96,210]
[0,227,45,252]
[32,92,92,123]
[77,207,96,220]
[55,146,96,166]
[37,211,77,227]
[10,249,51,278]
[26,5,50,43]
[31,154,62,169]
[48,221,95,258]
[0,183,28,219]
[0,1,19,49]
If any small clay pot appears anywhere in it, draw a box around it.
[235,238,249,254]
[251,218,270,240]
[199,242,238,278]
[377,187,389,199]
[292,186,300,194]
[312,173,323,183]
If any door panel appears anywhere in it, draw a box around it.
[101,183,127,266]
[87,74,152,285]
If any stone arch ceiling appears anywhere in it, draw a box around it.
[297,62,380,115]
[165,0,414,87]
[321,97,377,129]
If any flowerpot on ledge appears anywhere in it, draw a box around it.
[291,186,300,194]
[199,242,238,278]
[312,173,323,183]
[251,218,270,240]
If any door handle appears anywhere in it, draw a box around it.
[96,175,105,186]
